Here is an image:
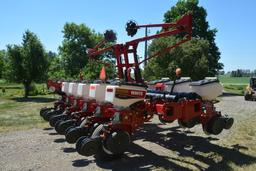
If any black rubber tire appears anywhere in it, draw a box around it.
[106,131,130,155]
[206,117,225,135]
[158,115,173,124]
[65,127,89,144]
[43,110,56,121]
[92,124,125,160]
[178,119,196,128]
[202,124,211,135]
[54,119,64,131]
[43,109,63,121]
[65,125,76,135]
[49,114,67,127]
[40,107,53,117]
[76,136,88,155]
[211,117,225,135]
[79,137,101,156]
[224,117,234,129]
[55,120,76,135]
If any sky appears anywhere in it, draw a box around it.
[0,0,255,72]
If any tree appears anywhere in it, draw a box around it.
[144,38,210,80]
[47,55,66,79]
[59,23,103,77]
[6,30,49,98]
[83,57,116,80]
[144,0,222,80]
[0,50,5,78]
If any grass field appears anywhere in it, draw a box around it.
[219,75,249,95]
[0,81,56,132]
[219,75,250,85]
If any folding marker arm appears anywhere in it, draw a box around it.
[87,13,192,84]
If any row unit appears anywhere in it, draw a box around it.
[148,77,223,100]
[61,82,146,107]
[60,78,223,109]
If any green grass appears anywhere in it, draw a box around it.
[0,80,50,97]
[0,81,57,132]
[219,75,250,85]
[218,75,250,95]
[223,84,246,95]
[0,94,57,132]
[0,79,22,87]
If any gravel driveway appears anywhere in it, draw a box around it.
[1,95,256,171]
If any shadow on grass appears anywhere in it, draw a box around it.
[43,127,54,131]
[10,97,56,103]
[54,138,66,143]
[72,159,93,167]
[49,132,58,135]
[63,147,77,153]
[72,124,256,170]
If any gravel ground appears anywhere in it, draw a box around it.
[0,95,256,171]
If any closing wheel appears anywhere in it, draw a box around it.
[43,110,57,121]
[40,107,53,117]
[92,124,118,160]
[65,125,76,135]
[211,117,225,135]
[78,137,101,156]
[55,120,76,135]
[106,131,130,155]
[178,119,197,128]
[204,117,225,135]
[92,124,129,160]
[158,115,173,124]
[65,127,89,144]
[202,124,210,135]
[49,114,67,127]
[76,136,87,154]
[223,117,234,129]
[54,119,64,131]
[43,109,63,121]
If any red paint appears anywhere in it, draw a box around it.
[90,86,96,90]
[107,88,113,92]
[88,14,192,84]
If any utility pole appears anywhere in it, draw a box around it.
[144,27,148,66]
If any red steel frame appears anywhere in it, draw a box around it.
[73,14,233,158]
[88,14,192,84]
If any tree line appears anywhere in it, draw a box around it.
[228,69,256,77]
[0,0,223,97]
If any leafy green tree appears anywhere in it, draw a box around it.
[47,55,66,79]
[0,50,5,78]
[59,23,103,77]
[83,57,116,80]
[144,38,210,80]
[6,30,49,98]
[144,0,222,80]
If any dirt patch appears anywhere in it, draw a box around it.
[0,96,256,170]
